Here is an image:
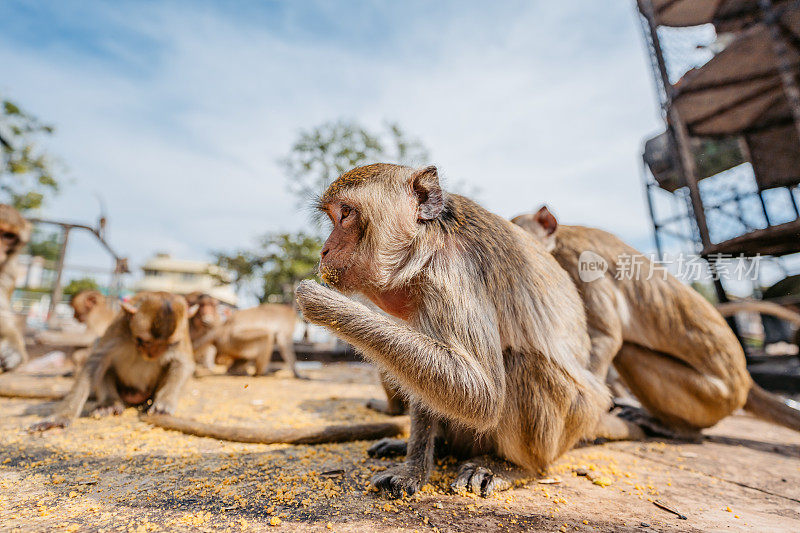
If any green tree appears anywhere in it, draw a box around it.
[281,119,429,203]
[0,98,59,211]
[26,228,60,261]
[258,232,322,303]
[214,232,322,303]
[212,251,259,292]
[63,277,99,296]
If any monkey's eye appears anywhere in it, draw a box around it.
[169,341,180,348]
[340,204,352,220]
[1,232,18,244]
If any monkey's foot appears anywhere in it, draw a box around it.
[451,461,511,498]
[28,417,69,433]
[371,463,426,498]
[366,399,405,416]
[147,402,175,416]
[615,405,701,442]
[226,362,251,376]
[91,403,125,418]
[193,367,215,378]
[368,438,407,458]
[0,345,24,372]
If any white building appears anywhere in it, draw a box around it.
[135,253,238,306]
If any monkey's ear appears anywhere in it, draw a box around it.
[187,304,199,318]
[85,293,99,307]
[120,301,138,315]
[534,205,558,236]
[411,166,445,221]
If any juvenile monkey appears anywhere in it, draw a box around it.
[71,290,116,336]
[193,302,302,378]
[35,290,117,366]
[29,291,196,431]
[295,163,634,498]
[0,204,31,373]
[511,207,800,435]
[184,292,222,372]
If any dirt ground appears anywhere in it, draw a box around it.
[1,363,799,532]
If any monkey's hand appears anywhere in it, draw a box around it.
[147,400,175,416]
[91,402,125,418]
[28,417,70,433]
[295,280,353,326]
[451,461,511,498]
[371,461,427,498]
[0,343,24,372]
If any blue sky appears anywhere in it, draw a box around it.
[0,0,665,287]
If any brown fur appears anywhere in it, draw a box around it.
[28,292,195,431]
[185,292,222,372]
[34,290,117,367]
[0,204,31,373]
[512,207,800,435]
[193,302,301,378]
[296,164,614,499]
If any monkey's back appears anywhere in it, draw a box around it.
[556,225,748,387]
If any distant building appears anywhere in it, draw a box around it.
[135,253,238,306]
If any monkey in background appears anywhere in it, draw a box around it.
[29,291,196,431]
[0,204,31,373]
[184,292,223,374]
[192,301,302,378]
[296,163,643,499]
[512,206,800,436]
[70,290,116,337]
[35,290,117,367]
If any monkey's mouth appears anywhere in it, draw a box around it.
[318,263,343,287]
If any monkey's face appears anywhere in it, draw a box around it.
[0,223,21,264]
[125,293,186,361]
[71,292,99,324]
[192,297,221,329]
[318,201,367,292]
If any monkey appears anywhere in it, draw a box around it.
[34,290,117,367]
[192,302,302,378]
[184,292,223,374]
[295,163,641,499]
[71,290,116,336]
[0,204,31,373]
[511,206,800,437]
[28,291,197,431]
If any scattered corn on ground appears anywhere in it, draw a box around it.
[1,364,799,532]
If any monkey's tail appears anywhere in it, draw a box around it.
[0,381,67,400]
[744,383,800,433]
[141,414,410,444]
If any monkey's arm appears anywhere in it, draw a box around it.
[0,301,27,371]
[296,281,505,430]
[149,355,192,415]
[28,357,101,431]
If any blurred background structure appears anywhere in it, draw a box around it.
[637,0,800,387]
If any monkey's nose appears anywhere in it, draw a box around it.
[320,246,329,259]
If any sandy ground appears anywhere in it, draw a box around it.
[1,363,799,532]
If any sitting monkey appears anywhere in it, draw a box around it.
[0,204,31,373]
[296,164,637,499]
[184,292,222,373]
[512,206,800,436]
[35,290,117,367]
[192,300,301,378]
[29,291,196,431]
